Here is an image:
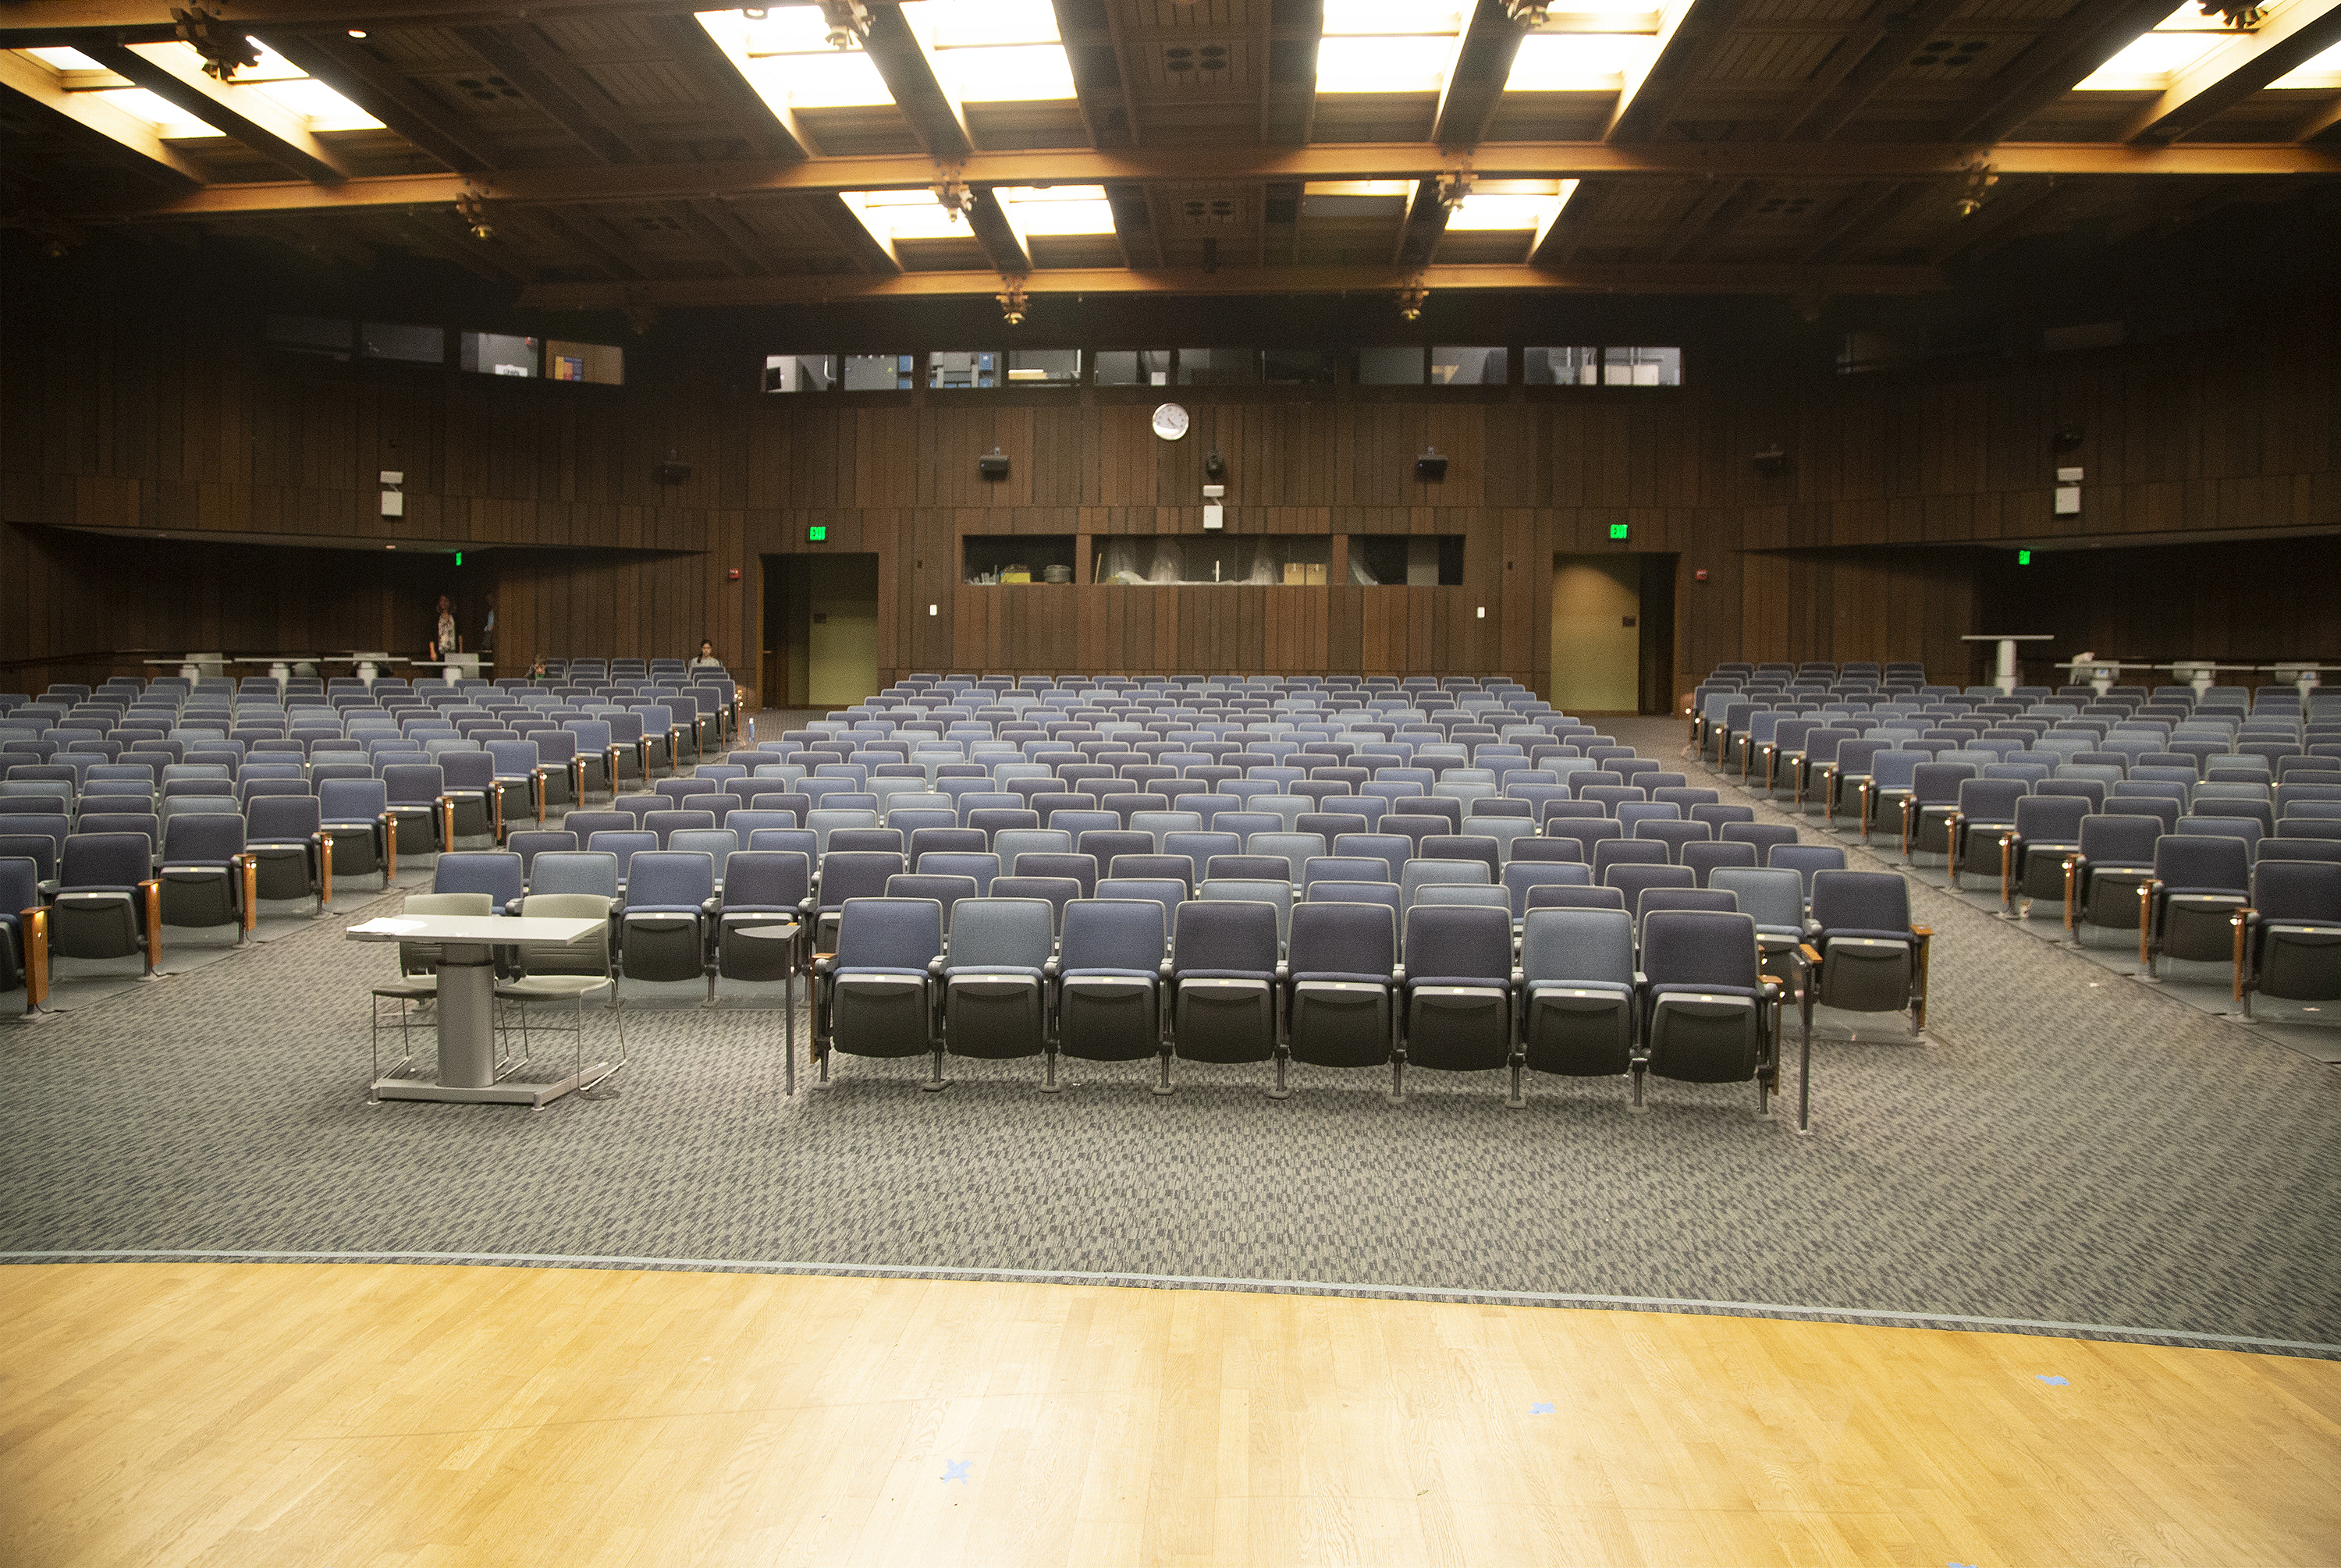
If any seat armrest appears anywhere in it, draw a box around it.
[1389,963,1406,987]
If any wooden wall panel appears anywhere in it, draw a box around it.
[4,257,2334,703]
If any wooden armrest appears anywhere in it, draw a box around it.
[1798,942,1822,966]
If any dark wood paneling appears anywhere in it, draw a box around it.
[5,254,2334,701]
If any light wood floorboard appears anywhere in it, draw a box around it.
[2,1263,2336,1567]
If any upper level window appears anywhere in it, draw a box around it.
[1096,349,1174,386]
[460,332,536,378]
[1604,346,1680,386]
[1358,346,1426,385]
[844,354,915,390]
[1431,346,1504,385]
[1178,348,1259,385]
[1527,346,1680,385]
[1527,346,1596,385]
[1266,349,1341,385]
[266,315,353,360]
[1006,348,1081,386]
[765,353,838,392]
[929,351,998,389]
[547,339,623,385]
[362,323,445,365]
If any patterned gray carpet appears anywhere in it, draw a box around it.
[2,715,2336,1357]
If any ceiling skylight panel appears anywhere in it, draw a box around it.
[841,188,978,241]
[26,45,105,69]
[1444,179,1577,229]
[2078,30,2229,85]
[1318,0,1462,90]
[997,186,1115,234]
[932,42,1075,101]
[2269,36,2341,84]
[2076,0,2297,88]
[1505,32,1657,88]
[703,8,893,108]
[1322,0,1463,33]
[254,77,382,129]
[915,0,1064,48]
[94,87,212,137]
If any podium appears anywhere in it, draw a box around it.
[1961,633,2052,694]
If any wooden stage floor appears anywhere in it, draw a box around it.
[3,1262,2335,1566]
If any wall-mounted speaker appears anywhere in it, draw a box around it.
[1416,448,1448,481]
[978,447,1010,480]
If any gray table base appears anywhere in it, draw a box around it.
[731,923,798,1096]
[370,940,608,1108]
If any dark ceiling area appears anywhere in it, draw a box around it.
[2,0,2336,339]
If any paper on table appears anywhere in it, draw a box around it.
[351,918,425,933]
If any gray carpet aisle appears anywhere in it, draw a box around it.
[1,715,2336,1357]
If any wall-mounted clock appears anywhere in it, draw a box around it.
[1151,402,1190,441]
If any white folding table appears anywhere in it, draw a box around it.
[346,913,609,1105]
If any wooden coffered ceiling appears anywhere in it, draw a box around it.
[4,0,2338,309]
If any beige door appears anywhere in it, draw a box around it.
[1551,555,1640,712]
[807,554,879,707]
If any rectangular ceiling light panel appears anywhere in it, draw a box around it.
[701,0,1073,112]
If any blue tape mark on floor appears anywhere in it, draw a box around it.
[2036,1375,2069,1385]
[1530,1401,1556,1414]
[943,1460,971,1484]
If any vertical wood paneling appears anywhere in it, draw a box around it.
[5,265,2336,703]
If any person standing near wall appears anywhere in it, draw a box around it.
[479,591,496,657]
[428,594,460,660]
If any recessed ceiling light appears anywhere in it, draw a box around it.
[346,28,367,37]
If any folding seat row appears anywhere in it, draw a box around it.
[812,893,1823,1123]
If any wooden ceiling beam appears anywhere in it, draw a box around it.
[516,259,1944,310]
[638,12,812,161]
[1527,180,1602,265]
[1433,0,1528,152]
[1927,176,2062,262]
[1800,179,1908,262]
[1050,0,1133,148]
[80,41,351,183]
[1391,178,1450,267]
[857,2,971,163]
[0,44,204,183]
[808,192,902,274]
[1775,0,1968,141]
[1263,0,1323,144]
[0,0,906,31]
[1607,0,1761,142]
[964,187,1033,275]
[258,30,496,172]
[1656,176,1753,261]
[2121,0,2341,144]
[450,23,649,163]
[1948,0,2178,144]
[66,140,2341,222]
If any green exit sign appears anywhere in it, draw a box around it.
[807,526,827,542]
[1608,523,1629,541]
[2017,548,2031,565]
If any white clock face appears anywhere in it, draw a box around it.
[1151,402,1190,441]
